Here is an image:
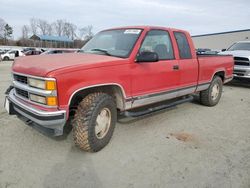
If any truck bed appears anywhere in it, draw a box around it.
[197,54,234,85]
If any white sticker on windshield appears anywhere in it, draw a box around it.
[124,29,141,34]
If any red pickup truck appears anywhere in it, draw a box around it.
[4,26,233,152]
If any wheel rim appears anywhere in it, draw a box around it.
[211,83,220,100]
[95,108,111,139]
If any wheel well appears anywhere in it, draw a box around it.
[214,71,225,81]
[69,85,125,111]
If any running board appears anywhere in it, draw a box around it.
[122,95,194,118]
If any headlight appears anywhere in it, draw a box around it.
[28,78,45,89]
[30,94,46,104]
[28,78,56,90]
[30,94,57,106]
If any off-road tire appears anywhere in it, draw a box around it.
[200,76,223,106]
[72,92,117,152]
[3,57,9,61]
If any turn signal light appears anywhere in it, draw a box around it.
[46,96,58,106]
[45,80,56,90]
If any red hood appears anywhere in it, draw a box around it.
[12,53,126,77]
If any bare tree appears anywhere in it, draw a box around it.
[47,24,53,35]
[63,22,77,40]
[69,23,77,40]
[37,19,51,35]
[79,25,94,40]
[30,18,54,35]
[21,25,29,39]
[52,19,65,36]
[30,18,38,35]
[0,18,6,39]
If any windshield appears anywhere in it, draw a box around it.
[227,42,250,51]
[81,29,142,58]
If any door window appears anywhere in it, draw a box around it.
[139,30,174,60]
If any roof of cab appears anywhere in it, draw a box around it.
[102,25,187,33]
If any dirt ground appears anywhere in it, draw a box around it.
[0,61,249,188]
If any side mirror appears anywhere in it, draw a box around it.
[221,49,226,52]
[136,51,159,63]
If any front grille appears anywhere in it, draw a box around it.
[234,69,246,73]
[234,57,250,66]
[234,61,250,66]
[233,69,246,76]
[15,88,29,99]
[13,74,28,84]
[234,57,249,61]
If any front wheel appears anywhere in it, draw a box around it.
[200,76,223,106]
[72,92,117,152]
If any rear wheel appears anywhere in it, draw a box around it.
[3,56,9,61]
[72,92,117,152]
[200,76,223,106]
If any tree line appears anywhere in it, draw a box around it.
[0,17,94,48]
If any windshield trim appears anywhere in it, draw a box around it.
[81,28,144,59]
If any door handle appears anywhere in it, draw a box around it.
[173,65,179,70]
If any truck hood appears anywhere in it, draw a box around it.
[12,53,127,77]
[219,50,250,59]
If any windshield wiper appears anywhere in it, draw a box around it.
[90,48,111,56]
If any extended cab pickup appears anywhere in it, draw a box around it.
[4,26,234,152]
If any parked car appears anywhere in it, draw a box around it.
[196,48,211,54]
[0,49,9,55]
[0,49,25,61]
[4,26,233,152]
[197,48,219,55]
[41,49,75,55]
[40,48,47,52]
[24,50,42,56]
[219,41,250,79]
[75,49,83,53]
[204,50,219,55]
[23,47,37,52]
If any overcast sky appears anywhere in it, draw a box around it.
[1,0,250,39]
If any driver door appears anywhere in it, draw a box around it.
[131,29,180,108]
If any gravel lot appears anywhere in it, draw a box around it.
[0,61,249,188]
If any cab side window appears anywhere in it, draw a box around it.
[174,32,192,59]
[139,30,174,60]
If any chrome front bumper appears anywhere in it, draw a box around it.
[6,88,67,136]
[234,66,250,78]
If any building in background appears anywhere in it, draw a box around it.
[192,29,250,50]
[30,35,74,48]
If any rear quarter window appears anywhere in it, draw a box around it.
[174,32,192,59]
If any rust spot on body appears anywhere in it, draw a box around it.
[169,132,194,142]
